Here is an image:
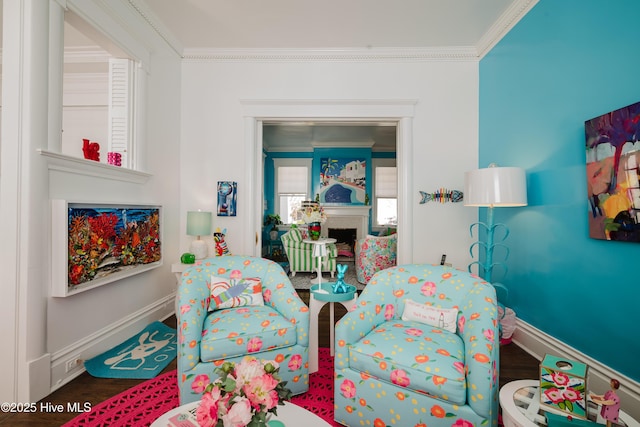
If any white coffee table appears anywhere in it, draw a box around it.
[500,380,639,427]
[151,401,331,426]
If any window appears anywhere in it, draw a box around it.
[375,165,398,226]
[274,159,312,224]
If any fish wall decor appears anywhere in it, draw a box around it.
[419,189,463,204]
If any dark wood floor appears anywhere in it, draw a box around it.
[0,290,539,426]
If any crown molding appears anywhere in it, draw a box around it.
[127,0,184,57]
[182,47,480,62]
[477,0,539,59]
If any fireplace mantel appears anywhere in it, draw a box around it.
[322,205,371,241]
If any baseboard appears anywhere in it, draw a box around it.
[49,292,176,392]
[513,318,640,420]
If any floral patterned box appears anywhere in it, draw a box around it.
[540,354,588,419]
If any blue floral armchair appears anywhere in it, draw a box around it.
[177,256,310,404]
[334,264,499,427]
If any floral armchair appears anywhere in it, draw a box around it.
[334,264,499,427]
[354,233,397,283]
[177,256,310,404]
[280,227,337,277]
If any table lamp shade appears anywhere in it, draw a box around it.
[187,211,212,259]
[186,211,212,236]
[464,166,527,207]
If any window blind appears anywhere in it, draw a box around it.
[375,167,397,197]
[278,166,308,194]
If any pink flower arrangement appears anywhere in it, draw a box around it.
[196,356,292,427]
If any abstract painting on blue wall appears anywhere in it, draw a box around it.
[319,157,366,204]
[585,101,640,242]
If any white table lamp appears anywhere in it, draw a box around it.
[187,211,212,259]
[464,164,527,285]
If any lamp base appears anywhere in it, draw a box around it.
[190,239,208,260]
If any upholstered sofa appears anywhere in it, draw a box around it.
[177,256,310,404]
[280,227,337,277]
[334,264,500,427]
[354,233,397,283]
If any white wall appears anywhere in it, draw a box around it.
[0,0,182,402]
[180,56,480,266]
[45,42,183,394]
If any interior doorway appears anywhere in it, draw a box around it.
[262,120,397,230]
[241,99,416,265]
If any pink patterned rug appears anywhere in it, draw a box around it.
[63,348,338,426]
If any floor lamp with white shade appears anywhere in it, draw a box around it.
[464,164,527,301]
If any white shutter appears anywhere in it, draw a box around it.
[108,58,134,168]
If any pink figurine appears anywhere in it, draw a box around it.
[590,379,621,427]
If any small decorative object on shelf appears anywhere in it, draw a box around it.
[196,356,292,427]
[332,264,349,293]
[82,138,100,161]
[214,228,231,256]
[419,188,463,204]
[307,222,321,240]
[181,253,196,264]
[107,151,122,166]
[590,378,621,427]
[540,354,588,419]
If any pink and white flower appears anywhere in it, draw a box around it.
[196,356,292,427]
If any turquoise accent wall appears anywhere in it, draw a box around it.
[480,0,640,381]
[264,148,393,216]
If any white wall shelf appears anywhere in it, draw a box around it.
[38,149,151,184]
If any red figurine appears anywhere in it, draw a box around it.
[590,379,621,427]
[82,138,100,161]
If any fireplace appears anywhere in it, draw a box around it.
[328,228,357,259]
[322,206,371,260]
[322,206,370,240]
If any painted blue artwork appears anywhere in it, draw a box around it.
[217,181,237,216]
[319,158,366,204]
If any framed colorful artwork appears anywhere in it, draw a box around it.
[585,101,640,241]
[319,157,366,204]
[52,201,162,297]
[217,181,237,216]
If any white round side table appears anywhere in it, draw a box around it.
[308,282,357,374]
[500,379,639,427]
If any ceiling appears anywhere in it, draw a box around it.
[140,0,519,51]
[136,0,522,151]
